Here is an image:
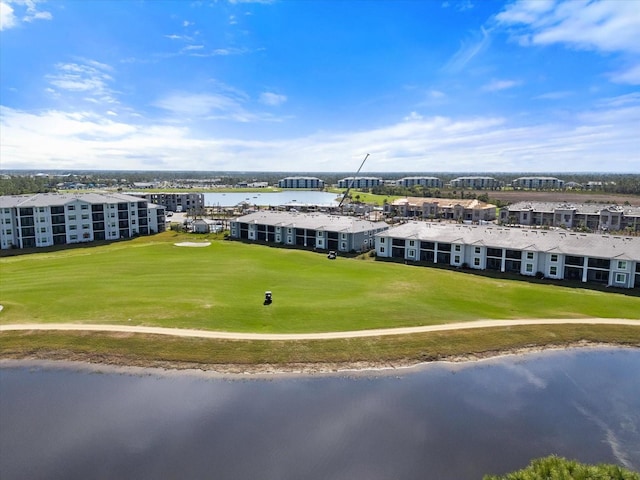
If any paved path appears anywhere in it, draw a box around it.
[1,319,638,341]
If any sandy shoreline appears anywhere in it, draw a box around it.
[1,341,636,379]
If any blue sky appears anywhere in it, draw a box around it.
[1,0,638,172]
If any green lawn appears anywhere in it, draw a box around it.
[1,231,639,333]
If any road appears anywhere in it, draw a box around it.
[1,318,638,341]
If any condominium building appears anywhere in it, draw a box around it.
[512,177,565,190]
[337,177,383,189]
[0,193,166,250]
[396,177,443,189]
[499,202,640,232]
[135,192,204,213]
[230,211,388,253]
[449,176,501,189]
[375,222,640,289]
[278,177,325,189]
[385,197,497,222]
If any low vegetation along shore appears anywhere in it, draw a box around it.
[1,231,639,372]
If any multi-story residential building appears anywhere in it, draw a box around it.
[135,192,204,213]
[396,177,443,189]
[0,193,166,250]
[278,177,325,189]
[375,222,640,289]
[499,202,640,232]
[449,176,501,190]
[337,177,383,189]
[512,176,565,190]
[230,211,388,253]
[385,197,497,222]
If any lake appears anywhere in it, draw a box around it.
[203,191,341,207]
[1,348,639,480]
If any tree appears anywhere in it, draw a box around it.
[483,455,639,480]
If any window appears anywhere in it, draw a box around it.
[5,229,11,235]
[454,245,461,252]
[550,266,557,276]
[454,255,460,263]
[68,215,76,221]
[81,204,89,210]
[70,235,77,240]
[408,249,415,257]
[550,254,558,262]
[526,252,534,260]
[340,242,346,249]
[475,246,481,254]
[39,207,45,213]
[618,261,627,270]
[40,227,46,233]
[474,258,480,266]
[380,237,386,243]
[69,225,77,230]
[409,240,415,247]
[525,264,533,273]
[82,224,90,229]
[380,246,385,253]
[82,214,89,220]
[5,218,11,224]
[615,273,626,283]
[67,205,75,211]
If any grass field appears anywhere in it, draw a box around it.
[1,231,639,334]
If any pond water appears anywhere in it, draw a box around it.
[204,191,341,207]
[1,349,639,480]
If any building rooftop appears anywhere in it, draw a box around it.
[504,201,640,216]
[0,192,148,208]
[234,211,388,233]
[378,222,640,260]
[391,197,496,209]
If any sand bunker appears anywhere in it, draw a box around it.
[174,242,211,247]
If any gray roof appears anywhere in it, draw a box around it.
[0,192,151,208]
[504,201,640,216]
[377,222,640,260]
[234,211,388,234]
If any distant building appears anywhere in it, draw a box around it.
[499,202,640,232]
[0,193,165,250]
[385,197,497,222]
[512,177,564,190]
[337,177,383,189]
[135,192,204,213]
[230,211,388,253]
[396,177,443,188]
[449,176,500,189]
[375,222,640,289]
[278,177,325,189]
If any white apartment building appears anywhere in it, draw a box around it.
[512,177,565,190]
[375,222,640,289]
[396,177,443,188]
[337,177,383,189]
[278,177,325,189]
[449,176,501,189]
[0,193,166,250]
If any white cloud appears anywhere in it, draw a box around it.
[0,1,17,30]
[442,26,491,73]
[45,60,117,104]
[0,0,51,29]
[496,0,640,54]
[2,98,638,172]
[534,90,573,100]
[259,92,286,107]
[482,79,521,92]
[609,64,640,86]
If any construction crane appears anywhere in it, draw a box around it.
[338,153,369,209]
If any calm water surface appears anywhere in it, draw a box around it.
[1,349,639,480]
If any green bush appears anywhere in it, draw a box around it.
[484,455,639,480]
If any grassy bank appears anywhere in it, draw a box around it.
[2,324,639,372]
[1,232,639,333]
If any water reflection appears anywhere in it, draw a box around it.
[1,349,638,480]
